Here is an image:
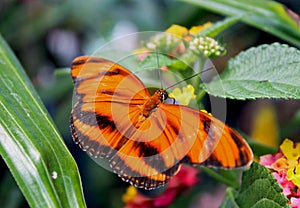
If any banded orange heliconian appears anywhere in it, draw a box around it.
[70,56,253,190]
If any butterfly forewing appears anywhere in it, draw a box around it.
[71,56,149,103]
[70,56,253,190]
[71,56,149,157]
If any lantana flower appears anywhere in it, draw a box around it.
[136,23,213,61]
[260,138,300,208]
[189,36,226,57]
[165,23,212,41]
[168,84,196,106]
[122,165,200,208]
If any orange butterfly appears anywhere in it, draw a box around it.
[70,56,253,190]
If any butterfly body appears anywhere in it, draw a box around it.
[142,90,168,118]
[70,56,253,189]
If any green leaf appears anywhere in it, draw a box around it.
[199,16,240,37]
[182,0,300,47]
[219,188,239,208]
[202,43,300,100]
[0,34,86,207]
[201,167,240,189]
[219,162,289,208]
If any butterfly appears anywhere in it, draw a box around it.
[70,56,253,190]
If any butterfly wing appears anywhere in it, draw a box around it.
[109,103,203,189]
[156,105,253,168]
[109,103,252,189]
[182,108,253,168]
[71,56,149,104]
[71,56,150,158]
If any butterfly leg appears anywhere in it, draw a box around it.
[171,97,175,104]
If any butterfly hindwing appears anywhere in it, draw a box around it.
[185,110,253,168]
[108,104,252,189]
[108,105,191,189]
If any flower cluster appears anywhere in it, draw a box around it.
[189,36,226,58]
[260,139,300,208]
[139,23,225,59]
[122,165,200,208]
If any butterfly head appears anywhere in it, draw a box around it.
[156,89,169,102]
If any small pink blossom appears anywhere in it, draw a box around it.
[291,197,300,208]
[260,153,283,168]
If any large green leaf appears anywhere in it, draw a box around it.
[202,43,300,100]
[0,34,86,207]
[219,162,289,208]
[182,0,300,47]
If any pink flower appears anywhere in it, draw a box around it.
[260,139,300,207]
[123,165,200,208]
[153,189,177,207]
[168,165,199,187]
[260,153,283,168]
[291,197,300,208]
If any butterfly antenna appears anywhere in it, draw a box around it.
[165,66,215,90]
[155,48,164,89]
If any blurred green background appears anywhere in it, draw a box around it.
[0,0,299,207]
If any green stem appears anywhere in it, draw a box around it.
[201,167,240,189]
[193,55,207,105]
[196,89,206,105]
